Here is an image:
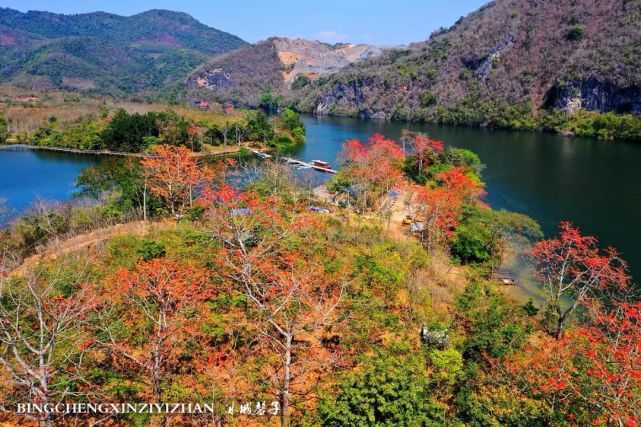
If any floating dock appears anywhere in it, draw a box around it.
[282,157,337,173]
[249,149,337,173]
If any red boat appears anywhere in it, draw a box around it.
[311,160,332,170]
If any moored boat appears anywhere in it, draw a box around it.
[311,160,332,170]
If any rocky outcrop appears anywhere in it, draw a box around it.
[313,77,391,119]
[187,38,384,106]
[467,31,516,81]
[195,69,235,89]
[546,80,641,114]
[272,38,383,85]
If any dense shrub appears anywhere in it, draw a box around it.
[318,347,447,426]
[565,26,586,41]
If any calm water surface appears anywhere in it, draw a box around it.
[1,116,640,278]
[0,149,99,221]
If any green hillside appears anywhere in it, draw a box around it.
[0,8,247,96]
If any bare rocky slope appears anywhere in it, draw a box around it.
[187,37,383,106]
[294,0,641,122]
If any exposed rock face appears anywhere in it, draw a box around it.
[187,38,383,106]
[469,31,516,81]
[547,80,641,114]
[313,77,390,119]
[296,0,641,121]
[271,38,383,85]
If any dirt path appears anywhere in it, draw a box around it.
[12,221,160,276]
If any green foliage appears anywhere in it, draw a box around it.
[291,74,311,90]
[442,148,484,177]
[451,223,494,265]
[277,108,306,143]
[540,110,641,141]
[456,281,531,362]
[76,158,162,217]
[137,240,166,261]
[429,348,464,387]
[453,205,542,267]
[101,109,196,153]
[26,108,219,153]
[420,92,438,108]
[318,347,447,426]
[31,117,103,150]
[245,111,274,143]
[565,26,586,41]
[259,91,283,111]
[103,109,160,152]
[403,146,484,185]
[521,299,540,316]
[0,8,246,95]
[0,115,8,144]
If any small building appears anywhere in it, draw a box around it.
[199,100,210,110]
[223,103,235,114]
[495,268,518,285]
[231,208,251,216]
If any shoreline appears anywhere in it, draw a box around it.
[0,143,248,158]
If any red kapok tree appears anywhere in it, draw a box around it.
[528,222,629,338]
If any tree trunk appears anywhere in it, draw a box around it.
[152,321,166,427]
[555,304,565,340]
[143,183,148,222]
[281,334,292,427]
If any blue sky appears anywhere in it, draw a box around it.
[0,0,489,45]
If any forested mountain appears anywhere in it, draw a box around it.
[0,8,247,95]
[187,37,383,107]
[295,0,641,125]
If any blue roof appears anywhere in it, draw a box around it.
[231,208,251,216]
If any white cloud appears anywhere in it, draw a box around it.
[316,30,349,43]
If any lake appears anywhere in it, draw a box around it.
[1,116,641,278]
[0,148,99,221]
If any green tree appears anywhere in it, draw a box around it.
[278,108,306,143]
[451,222,494,264]
[245,111,274,143]
[76,158,161,218]
[101,109,159,152]
[456,282,531,362]
[204,124,223,145]
[0,116,8,144]
[318,347,446,426]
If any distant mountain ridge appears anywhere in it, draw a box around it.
[187,37,384,106]
[0,8,247,95]
[294,0,641,122]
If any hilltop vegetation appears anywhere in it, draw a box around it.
[295,0,641,140]
[0,8,247,96]
[1,133,639,426]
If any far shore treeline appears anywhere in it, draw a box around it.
[0,103,306,153]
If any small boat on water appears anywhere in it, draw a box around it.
[311,160,332,170]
